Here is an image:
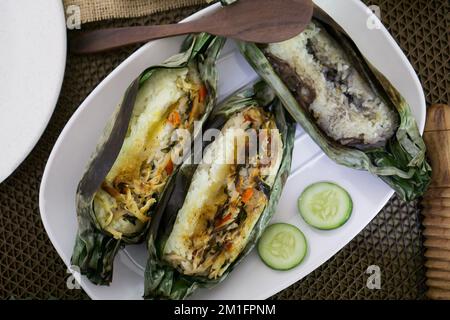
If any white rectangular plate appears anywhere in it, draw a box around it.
[39,0,426,300]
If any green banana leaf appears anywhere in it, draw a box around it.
[71,33,225,285]
[237,6,431,201]
[144,82,296,299]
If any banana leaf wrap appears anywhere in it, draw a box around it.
[220,0,238,5]
[144,83,296,299]
[237,6,431,201]
[71,33,225,285]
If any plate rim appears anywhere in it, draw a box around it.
[39,0,426,300]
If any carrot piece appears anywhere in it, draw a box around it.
[216,213,232,227]
[101,182,121,199]
[165,159,174,175]
[188,97,197,122]
[241,188,254,204]
[225,242,233,251]
[244,114,254,122]
[198,85,207,103]
[168,110,181,127]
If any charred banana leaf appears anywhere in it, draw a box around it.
[144,83,296,299]
[237,6,431,201]
[72,34,225,285]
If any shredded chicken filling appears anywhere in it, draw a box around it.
[93,68,208,239]
[163,107,282,279]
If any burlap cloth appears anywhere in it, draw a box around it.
[63,0,209,23]
[0,0,448,299]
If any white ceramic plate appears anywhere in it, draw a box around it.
[39,0,426,300]
[0,0,66,183]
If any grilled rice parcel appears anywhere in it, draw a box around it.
[144,84,296,299]
[71,34,225,285]
[238,6,431,201]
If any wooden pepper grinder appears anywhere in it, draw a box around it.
[422,104,450,300]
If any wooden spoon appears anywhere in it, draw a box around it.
[70,0,314,54]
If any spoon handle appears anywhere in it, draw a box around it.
[70,22,201,54]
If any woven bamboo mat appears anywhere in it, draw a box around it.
[0,0,448,299]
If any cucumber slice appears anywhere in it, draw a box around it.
[298,182,352,230]
[258,223,307,270]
